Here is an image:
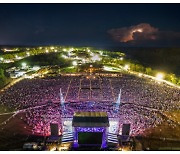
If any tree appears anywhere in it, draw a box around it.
[145,67,152,75]
[0,68,5,80]
[165,73,177,84]
[0,68,6,87]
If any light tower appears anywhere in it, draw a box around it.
[112,89,122,136]
[113,89,121,113]
[60,88,65,104]
[60,88,65,114]
[60,88,65,137]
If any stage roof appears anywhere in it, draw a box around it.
[72,112,109,127]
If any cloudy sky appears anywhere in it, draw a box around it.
[0,4,180,47]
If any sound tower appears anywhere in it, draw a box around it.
[50,123,59,136]
[122,124,130,135]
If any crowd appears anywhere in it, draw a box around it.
[0,73,179,136]
[24,102,62,136]
[0,76,72,110]
[109,74,180,111]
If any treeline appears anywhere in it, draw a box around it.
[15,52,72,68]
[1,48,47,60]
[0,68,10,88]
[102,50,180,85]
[124,47,180,76]
[0,52,72,88]
[128,62,180,85]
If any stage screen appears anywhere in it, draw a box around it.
[78,132,103,145]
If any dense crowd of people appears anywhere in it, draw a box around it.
[0,73,179,136]
[24,102,62,136]
[0,76,72,110]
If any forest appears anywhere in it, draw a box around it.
[123,47,180,76]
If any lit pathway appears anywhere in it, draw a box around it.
[0,112,15,116]
[0,76,25,93]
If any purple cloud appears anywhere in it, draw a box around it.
[108,23,180,43]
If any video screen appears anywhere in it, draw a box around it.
[78,132,103,145]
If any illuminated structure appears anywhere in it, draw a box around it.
[60,88,66,136]
[115,89,121,108]
[60,88,65,111]
[113,89,122,113]
[156,72,164,81]
[72,112,109,148]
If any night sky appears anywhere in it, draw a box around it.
[0,3,180,47]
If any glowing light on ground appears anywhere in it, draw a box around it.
[32,66,40,71]
[69,48,74,51]
[124,64,129,70]
[103,66,113,71]
[91,54,101,62]
[138,73,143,77]
[72,61,77,66]
[26,52,30,56]
[62,54,68,58]
[156,73,164,80]
[21,62,27,68]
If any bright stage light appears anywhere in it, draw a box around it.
[156,73,164,80]
[46,49,49,53]
[0,57,3,61]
